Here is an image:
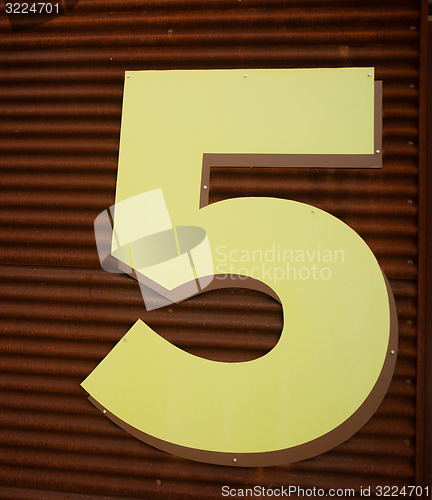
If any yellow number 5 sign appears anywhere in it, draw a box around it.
[82,68,397,467]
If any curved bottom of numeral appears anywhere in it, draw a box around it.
[85,273,397,467]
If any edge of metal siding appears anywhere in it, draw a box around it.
[415,0,430,487]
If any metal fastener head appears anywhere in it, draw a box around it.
[244,74,248,78]
[409,84,415,89]
[391,350,395,355]
[103,409,107,414]
[376,149,380,154]
[233,458,237,463]
[368,73,372,77]
[408,260,414,265]
[407,200,413,205]
[407,319,413,325]
[113,240,117,245]
[203,185,208,190]
[124,337,128,342]
[168,29,173,34]
[126,74,130,78]
[312,209,316,213]
[410,26,416,31]
[408,140,414,146]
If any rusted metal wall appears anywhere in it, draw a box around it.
[421,10,432,490]
[0,0,428,498]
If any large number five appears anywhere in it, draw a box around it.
[82,68,397,466]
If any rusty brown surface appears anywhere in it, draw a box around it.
[0,0,427,498]
[415,0,429,488]
[420,11,432,490]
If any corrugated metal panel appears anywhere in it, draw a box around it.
[0,0,426,498]
[422,14,432,488]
